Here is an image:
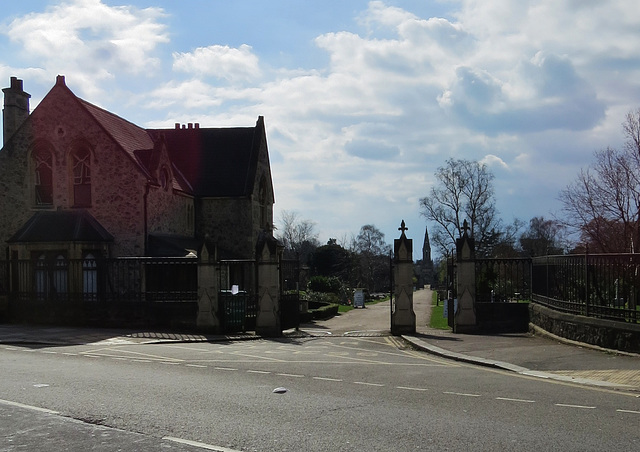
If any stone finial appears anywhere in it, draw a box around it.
[462,219,469,236]
[398,220,408,236]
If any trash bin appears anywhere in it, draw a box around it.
[219,290,247,333]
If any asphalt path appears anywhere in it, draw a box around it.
[1,332,639,451]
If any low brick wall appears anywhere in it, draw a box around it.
[529,303,640,353]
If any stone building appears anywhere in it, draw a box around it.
[0,75,275,263]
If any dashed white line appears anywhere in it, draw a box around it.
[313,377,343,382]
[496,397,535,403]
[354,381,385,387]
[396,386,429,392]
[555,403,596,409]
[41,351,57,354]
[163,436,243,452]
[186,364,207,368]
[616,409,640,414]
[214,367,238,371]
[277,373,305,378]
[247,370,271,374]
[443,391,481,397]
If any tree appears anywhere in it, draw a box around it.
[311,239,354,283]
[560,109,640,253]
[354,225,391,292]
[519,217,565,256]
[276,210,320,261]
[419,158,504,257]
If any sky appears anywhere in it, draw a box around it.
[1,0,639,259]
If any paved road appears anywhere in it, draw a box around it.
[1,327,639,451]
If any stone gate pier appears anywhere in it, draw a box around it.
[391,220,416,335]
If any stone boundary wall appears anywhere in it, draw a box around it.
[529,303,640,353]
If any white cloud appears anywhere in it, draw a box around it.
[2,0,168,96]
[172,44,261,82]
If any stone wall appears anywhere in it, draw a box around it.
[530,303,640,353]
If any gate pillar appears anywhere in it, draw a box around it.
[255,234,282,337]
[454,220,477,332]
[391,220,416,335]
[197,244,221,332]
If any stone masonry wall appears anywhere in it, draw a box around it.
[0,85,147,257]
[530,303,640,353]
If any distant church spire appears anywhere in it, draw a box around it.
[420,224,434,286]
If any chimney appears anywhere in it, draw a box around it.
[2,77,31,146]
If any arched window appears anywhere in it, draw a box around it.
[34,254,48,299]
[53,254,68,296]
[33,149,53,205]
[83,253,98,301]
[159,166,170,190]
[72,147,91,206]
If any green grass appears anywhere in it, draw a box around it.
[429,291,451,330]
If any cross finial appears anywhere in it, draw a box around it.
[399,220,408,234]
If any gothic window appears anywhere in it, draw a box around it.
[33,252,67,300]
[83,253,98,301]
[34,149,53,205]
[72,148,91,206]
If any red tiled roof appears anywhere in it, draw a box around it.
[78,99,155,177]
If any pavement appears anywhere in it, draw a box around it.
[1,288,639,392]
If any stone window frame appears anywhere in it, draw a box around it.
[31,144,54,207]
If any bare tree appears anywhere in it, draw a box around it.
[354,224,391,292]
[519,217,566,256]
[276,210,320,261]
[560,109,640,253]
[419,158,502,257]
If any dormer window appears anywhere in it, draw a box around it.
[33,149,53,206]
[72,148,91,206]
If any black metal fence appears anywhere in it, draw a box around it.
[532,253,639,323]
[0,257,198,326]
[475,258,531,303]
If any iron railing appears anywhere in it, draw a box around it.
[532,253,639,323]
[475,258,532,303]
[3,257,198,304]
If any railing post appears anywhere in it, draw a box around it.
[584,247,590,317]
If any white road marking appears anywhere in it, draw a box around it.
[443,391,481,397]
[616,409,640,414]
[247,370,271,374]
[41,351,57,354]
[186,364,207,368]
[496,397,535,403]
[277,373,305,378]
[214,367,238,371]
[0,398,58,415]
[354,381,385,387]
[163,436,244,451]
[313,376,343,382]
[555,403,596,409]
[396,386,429,392]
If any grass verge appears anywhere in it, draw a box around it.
[429,291,451,330]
